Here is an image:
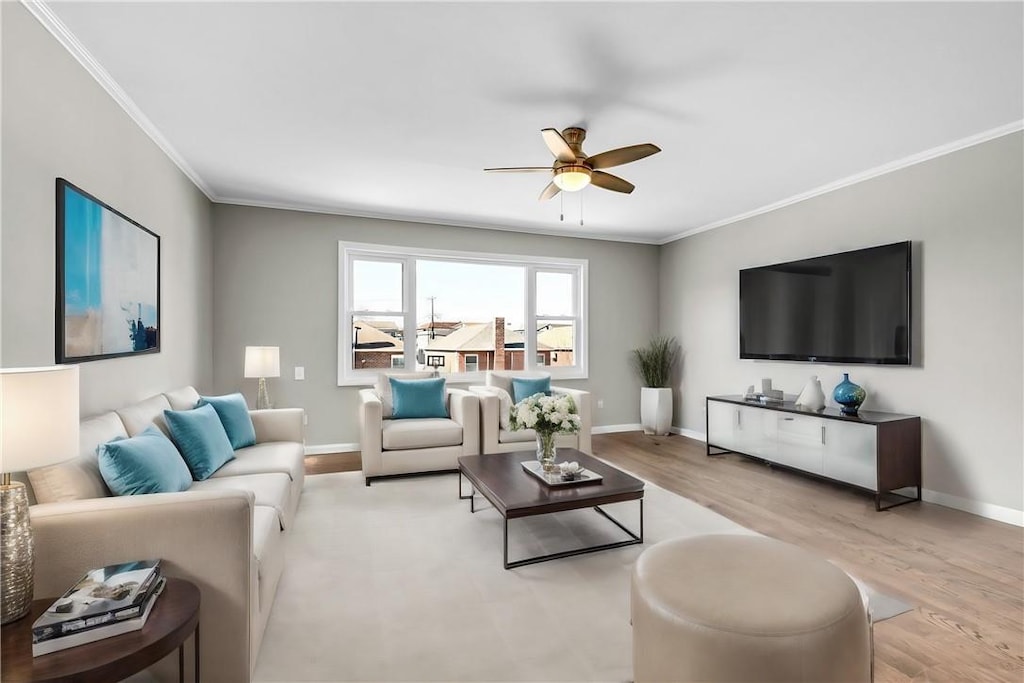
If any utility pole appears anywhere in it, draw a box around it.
[427,296,437,339]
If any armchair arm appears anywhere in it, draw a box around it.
[358,389,384,477]
[250,408,304,444]
[30,490,254,682]
[468,387,501,453]
[447,389,480,456]
[552,386,593,454]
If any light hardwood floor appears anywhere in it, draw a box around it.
[305,432,1024,682]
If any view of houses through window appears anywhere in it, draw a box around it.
[340,243,586,383]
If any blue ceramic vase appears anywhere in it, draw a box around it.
[833,373,866,415]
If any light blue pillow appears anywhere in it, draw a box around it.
[98,426,193,496]
[163,403,235,480]
[389,377,447,419]
[198,393,256,450]
[511,376,552,403]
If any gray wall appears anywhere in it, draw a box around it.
[211,204,660,445]
[659,132,1024,517]
[1,2,213,415]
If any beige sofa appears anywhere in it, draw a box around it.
[470,371,593,455]
[358,372,479,485]
[24,386,304,682]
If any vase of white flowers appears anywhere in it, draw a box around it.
[510,393,582,473]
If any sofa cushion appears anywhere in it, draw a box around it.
[98,426,193,496]
[117,394,173,436]
[27,412,125,503]
[199,393,257,449]
[374,371,434,418]
[190,473,292,530]
[486,370,550,397]
[382,418,463,450]
[164,386,201,411]
[164,404,235,480]
[511,376,552,403]
[499,427,538,444]
[389,377,447,419]
[211,442,304,483]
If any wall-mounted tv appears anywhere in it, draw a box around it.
[739,241,911,365]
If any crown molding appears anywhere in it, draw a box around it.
[21,0,215,199]
[658,120,1024,245]
[212,195,663,245]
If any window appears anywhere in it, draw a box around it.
[338,242,587,385]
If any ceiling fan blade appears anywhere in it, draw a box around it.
[590,171,635,194]
[587,143,661,169]
[538,181,561,201]
[484,167,552,173]
[541,128,576,163]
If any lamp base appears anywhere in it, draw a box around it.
[1,480,34,624]
[256,377,272,410]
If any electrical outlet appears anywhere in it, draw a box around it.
[597,399,604,409]
[294,366,305,381]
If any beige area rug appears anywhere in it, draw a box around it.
[253,469,907,682]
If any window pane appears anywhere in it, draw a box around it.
[415,260,525,373]
[537,319,575,367]
[536,271,574,316]
[353,260,403,312]
[352,315,404,370]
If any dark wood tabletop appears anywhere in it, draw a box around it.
[1,577,200,683]
[458,449,645,519]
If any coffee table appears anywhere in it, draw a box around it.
[458,449,644,569]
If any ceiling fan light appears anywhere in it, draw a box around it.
[552,165,592,192]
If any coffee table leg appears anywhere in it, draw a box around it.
[178,642,184,683]
[195,622,201,682]
[503,517,509,570]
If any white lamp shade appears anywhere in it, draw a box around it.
[0,366,80,473]
[244,346,280,378]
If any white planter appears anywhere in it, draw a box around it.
[641,387,673,436]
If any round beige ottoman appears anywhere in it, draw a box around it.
[631,534,870,683]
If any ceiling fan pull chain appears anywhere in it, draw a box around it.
[560,192,564,222]
[579,193,584,227]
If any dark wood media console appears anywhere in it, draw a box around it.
[705,395,921,511]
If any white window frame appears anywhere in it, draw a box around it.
[338,241,588,385]
[464,354,479,373]
[390,356,405,369]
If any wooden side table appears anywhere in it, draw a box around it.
[1,577,200,683]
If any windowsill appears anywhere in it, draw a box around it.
[337,367,588,387]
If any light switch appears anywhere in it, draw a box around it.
[294,366,305,381]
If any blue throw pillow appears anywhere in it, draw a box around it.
[511,376,552,403]
[389,377,448,419]
[163,403,236,480]
[98,426,193,496]
[198,393,256,450]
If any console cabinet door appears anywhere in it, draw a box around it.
[773,414,824,474]
[707,401,742,451]
[823,421,878,491]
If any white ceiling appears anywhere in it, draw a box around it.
[39,1,1024,244]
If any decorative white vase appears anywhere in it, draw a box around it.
[795,375,826,411]
[641,387,673,436]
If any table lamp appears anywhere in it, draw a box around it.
[244,346,280,410]
[0,365,80,624]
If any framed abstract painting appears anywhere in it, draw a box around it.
[56,178,160,363]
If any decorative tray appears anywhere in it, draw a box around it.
[521,460,603,487]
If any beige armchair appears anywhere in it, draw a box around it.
[470,371,592,455]
[358,373,479,486]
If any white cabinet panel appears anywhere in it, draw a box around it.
[823,421,878,490]
[707,401,741,452]
[739,406,778,460]
[774,414,824,474]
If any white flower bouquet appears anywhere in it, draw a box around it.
[509,392,582,436]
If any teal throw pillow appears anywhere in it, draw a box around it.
[198,393,256,449]
[389,377,448,419]
[511,376,552,403]
[163,403,236,480]
[98,426,193,496]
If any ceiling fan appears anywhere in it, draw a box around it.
[485,127,661,200]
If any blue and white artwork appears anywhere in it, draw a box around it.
[58,179,160,362]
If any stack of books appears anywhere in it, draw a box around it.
[32,559,165,656]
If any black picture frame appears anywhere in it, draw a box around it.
[56,178,161,363]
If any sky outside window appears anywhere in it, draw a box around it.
[417,260,525,328]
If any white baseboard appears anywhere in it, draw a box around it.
[921,489,1023,527]
[305,443,359,456]
[592,423,642,434]
[663,429,1023,527]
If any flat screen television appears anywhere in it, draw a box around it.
[739,241,911,365]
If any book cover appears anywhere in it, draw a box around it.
[32,577,166,657]
[32,559,161,641]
